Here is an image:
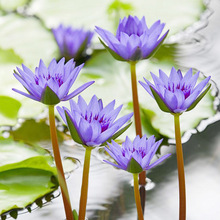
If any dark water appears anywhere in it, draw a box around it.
[16,0,220,219]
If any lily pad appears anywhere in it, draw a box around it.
[0,138,50,166]
[27,0,206,37]
[0,15,58,122]
[0,0,30,11]
[0,96,21,126]
[0,48,45,125]
[0,139,58,216]
[0,168,57,216]
[0,14,58,66]
[9,119,64,144]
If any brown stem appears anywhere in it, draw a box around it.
[174,114,186,220]
[78,147,92,220]
[130,62,146,213]
[48,105,74,220]
[130,62,142,137]
[133,173,144,220]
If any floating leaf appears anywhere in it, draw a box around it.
[0,168,58,216]
[9,119,64,144]
[0,14,58,122]
[0,96,21,126]
[0,138,50,166]
[0,14,57,66]
[0,139,58,216]
[0,0,29,11]
[0,47,45,123]
[28,0,206,37]
[0,48,23,64]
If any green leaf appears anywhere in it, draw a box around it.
[0,139,50,166]
[41,86,60,105]
[0,14,57,121]
[187,83,211,111]
[107,0,134,16]
[65,111,83,145]
[149,86,171,113]
[0,0,30,11]
[0,96,21,126]
[10,119,64,144]
[0,156,56,174]
[9,210,18,219]
[1,214,6,220]
[0,14,58,65]
[0,139,58,216]
[0,168,57,216]
[127,158,143,174]
[28,0,206,38]
[0,48,23,64]
[73,209,78,220]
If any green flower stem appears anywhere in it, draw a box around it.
[133,173,144,220]
[48,105,74,220]
[130,62,146,211]
[174,114,186,220]
[78,147,92,220]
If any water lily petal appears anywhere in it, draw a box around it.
[62,81,94,101]
[96,16,168,61]
[164,89,178,111]
[140,67,210,113]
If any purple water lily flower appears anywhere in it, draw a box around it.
[52,24,93,59]
[57,95,133,146]
[104,135,171,173]
[95,15,169,62]
[139,67,211,114]
[13,58,94,105]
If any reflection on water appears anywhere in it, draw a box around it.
[175,0,220,87]
[15,0,220,219]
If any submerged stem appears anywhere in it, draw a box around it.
[174,114,186,220]
[48,105,74,220]
[130,62,146,212]
[78,147,92,220]
[133,173,144,220]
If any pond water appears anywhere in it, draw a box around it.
[3,0,220,219]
